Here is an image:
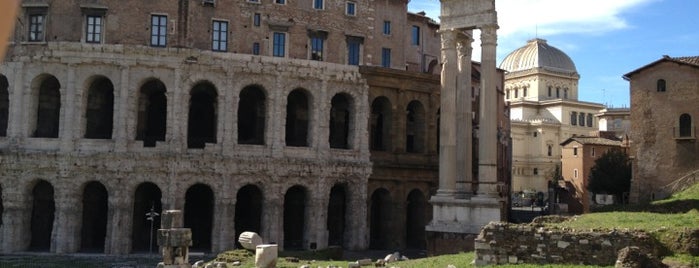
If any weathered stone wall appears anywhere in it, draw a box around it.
[474,221,664,266]
[0,42,371,254]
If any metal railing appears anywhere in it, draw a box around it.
[657,169,699,199]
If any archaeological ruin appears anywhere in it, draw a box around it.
[0,0,510,255]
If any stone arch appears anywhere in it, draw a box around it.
[32,75,61,138]
[238,85,266,145]
[329,93,353,149]
[284,185,307,250]
[0,74,8,136]
[405,189,427,249]
[406,100,426,153]
[188,82,218,148]
[369,188,392,249]
[234,184,263,248]
[80,181,108,252]
[131,182,162,253]
[327,184,347,247]
[136,79,167,147]
[285,88,310,147]
[370,96,392,151]
[84,76,114,139]
[29,180,55,251]
[185,183,214,251]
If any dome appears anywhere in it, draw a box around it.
[499,38,577,74]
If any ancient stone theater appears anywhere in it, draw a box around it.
[0,0,509,255]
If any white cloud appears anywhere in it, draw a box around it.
[408,0,655,61]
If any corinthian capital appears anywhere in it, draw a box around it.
[439,30,456,50]
[480,24,499,46]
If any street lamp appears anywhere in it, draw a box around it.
[146,203,160,254]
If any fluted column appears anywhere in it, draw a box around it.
[455,31,473,198]
[477,25,499,196]
[436,29,457,197]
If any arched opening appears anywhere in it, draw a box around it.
[188,83,218,148]
[234,184,262,248]
[29,180,55,251]
[185,183,214,251]
[370,97,392,151]
[327,184,346,247]
[85,77,114,139]
[136,79,167,147]
[406,189,427,249]
[285,89,309,147]
[406,100,425,153]
[80,181,108,252]
[238,86,266,145]
[284,185,306,250]
[657,79,666,92]
[0,74,8,136]
[679,113,692,137]
[34,76,61,138]
[131,182,162,253]
[329,93,351,149]
[369,188,391,249]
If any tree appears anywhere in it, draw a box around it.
[588,148,631,203]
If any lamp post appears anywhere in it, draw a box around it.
[146,204,159,254]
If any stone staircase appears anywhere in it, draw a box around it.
[657,169,699,200]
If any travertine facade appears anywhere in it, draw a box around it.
[0,0,446,255]
[624,55,699,203]
[500,39,605,196]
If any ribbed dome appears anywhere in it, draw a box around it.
[499,38,577,74]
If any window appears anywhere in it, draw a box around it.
[311,36,324,61]
[514,89,518,98]
[150,15,167,47]
[411,25,420,46]
[273,32,286,57]
[346,2,356,16]
[383,21,391,35]
[571,111,577,126]
[253,13,261,27]
[679,113,692,137]
[533,131,537,137]
[587,114,593,127]
[252,42,260,55]
[85,15,103,43]
[275,0,286,4]
[381,48,391,68]
[574,169,578,179]
[564,89,568,99]
[523,87,527,97]
[314,0,324,9]
[579,113,585,126]
[657,79,666,92]
[347,37,361,65]
[248,0,260,2]
[533,168,538,175]
[556,87,560,98]
[29,14,45,42]
[212,20,228,52]
[573,147,578,156]
[548,86,552,97]
[506,89,510,99]
[547,145,552,156]
[591,147,596,157]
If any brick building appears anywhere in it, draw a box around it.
[624,55,699,203]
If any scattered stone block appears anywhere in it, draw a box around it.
[239,232,263,250]
[255,244,278,268]
[348,261,360,268]
[357,258,372,266]
[284,256,299,262]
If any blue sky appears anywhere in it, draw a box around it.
[408,0,699,108]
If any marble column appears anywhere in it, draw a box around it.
[477,25,499,196]
[455,31,474,198]
[436,29,457,197]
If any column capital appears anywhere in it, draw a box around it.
[480,24,499,46]
[439,29,457,50]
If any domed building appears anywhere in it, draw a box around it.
[500,39,605,208]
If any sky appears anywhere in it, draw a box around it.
[408,0,699,108]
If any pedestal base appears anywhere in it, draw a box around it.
[425,195,503,255]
